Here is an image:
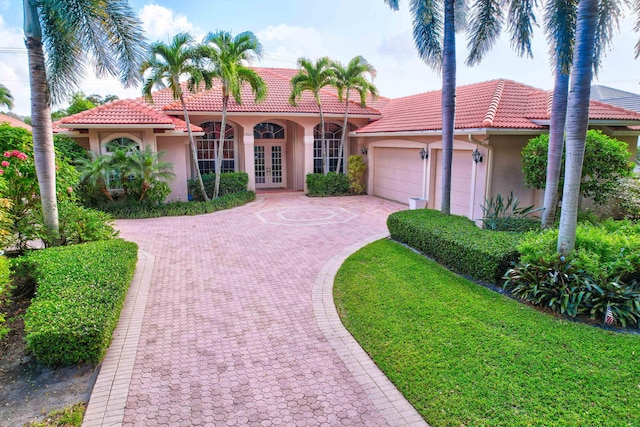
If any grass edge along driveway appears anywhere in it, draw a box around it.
[334,239,640,427]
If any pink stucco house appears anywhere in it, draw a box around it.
[54,68,640,219]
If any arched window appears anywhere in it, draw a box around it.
[313,123,343,173]
[196,121,235,174]
[103,137,139,154]
[254,122,285,139]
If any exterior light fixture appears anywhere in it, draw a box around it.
[419,148,428,160]
[472,148,483,163]
[361,146,368,155]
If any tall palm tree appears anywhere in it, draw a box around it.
[385,0,510,214]
[200,30,267,198]
[289,57,336,176]
[557,0,600,254]
[23,0,146,244]
[141,32,211,201]
[331,56,379,174]
[0,84,13,110]
[127,145,175,202]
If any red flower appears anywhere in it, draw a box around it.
[0,169,4,175]
[1,161,8,167]
[3,152,9,157]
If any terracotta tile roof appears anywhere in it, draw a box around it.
[354,79,640,134]
[54,98,201,132]
[0,113,32,131]
[161,67,382,116]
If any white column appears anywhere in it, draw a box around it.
[244,134,256,191]
[303,127,315,193]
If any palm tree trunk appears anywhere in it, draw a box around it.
[440,0,457,215]
[336,93,350,174]
[557,0,598,254]
[214,96,229,198]
[181,95,209,201]
[319,103,328,175]
[541,66,570,228]
[25,35,59,245]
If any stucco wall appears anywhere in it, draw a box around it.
[157,136,189,201]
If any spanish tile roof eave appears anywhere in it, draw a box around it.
[157,130,205,136]
[531,118,640,127]
[162,110,381,119]
[351,128,492,137]
[57,123,175,129]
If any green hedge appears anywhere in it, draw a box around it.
[306,172,350,197]
[96,190,255,219]
[387,209,523,284]
[0,256,9,297]
[188,172,249,201]
[22,239,138,366]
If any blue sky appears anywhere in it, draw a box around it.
[0,0,639,116]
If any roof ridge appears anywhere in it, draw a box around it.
[482,79,505,127]
[124,98,173,123]
[546,90,553,117]
[58,99,118,124]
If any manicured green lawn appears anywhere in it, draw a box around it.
[334,239,640,427]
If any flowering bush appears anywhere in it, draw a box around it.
[615,176,640,220]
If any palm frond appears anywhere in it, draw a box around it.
[410,0,444,68]
[466,0,504,65]
[544,0,577,74]
[593,0,623,73]
[384,0,401,10]
[506,0,539,59]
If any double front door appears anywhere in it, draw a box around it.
[255,143,286,188]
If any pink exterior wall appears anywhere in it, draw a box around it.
[157,136,189,201]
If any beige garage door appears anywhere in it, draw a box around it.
[433,149,473,216]
[373,147,423,204]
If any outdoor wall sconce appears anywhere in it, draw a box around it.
[361,146,368,155]
[419,148,428,160]
[472,148,483,163]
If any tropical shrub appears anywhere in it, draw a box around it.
[615,176,640,220]
[123,178,171,204]
[347,155,366,194]
[517,220,640,283]
[0,255,9,340]
[522,130,633,205]
[480,192,541,231]
[306,172,350,197]
[23,239,138,365]
[54,135,89,164]
[188,172,249,201]
[388,209,523,283]
[504,258,640,327]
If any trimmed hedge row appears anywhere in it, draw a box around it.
[188,172,249,201]
[387,209,523,284]
[306,173,350,197]
[96,191,256,219]
[22,239,138,366]
[0,256,9,296]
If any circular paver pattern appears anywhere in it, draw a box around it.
[86,194,425,427]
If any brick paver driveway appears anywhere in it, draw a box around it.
[84,194,426,426]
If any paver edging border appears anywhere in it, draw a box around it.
[82,249,155,427]
[312,234,430,427]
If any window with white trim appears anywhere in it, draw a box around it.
[313,123,343,174]
[254,122,285,139]
[196,122,235,174]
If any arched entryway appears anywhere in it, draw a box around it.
[253,122,286,188]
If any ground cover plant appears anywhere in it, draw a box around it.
[20,239,138,366]
[334,239,640,427]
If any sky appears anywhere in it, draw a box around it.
[0,0,639,117]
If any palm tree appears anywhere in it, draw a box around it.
[76,152,116,202]
[384,0,502,214]
[23,0,146,244]
[0,84,13,110]
[331,56,379,174]
[141,33,211,201]
[200,30,267,198]
[289,57,336,176]
[557,0,600,254]
[127,145,175,202]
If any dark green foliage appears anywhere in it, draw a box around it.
[188,172,249,201]
[123,178,171,204]
[96,191,255,219]
[504,258,640,327]
[306,172,350,197]
[54,135,89,164]
[35,200,119,247]
[22,239,138,366]
[480,192,541,231]
[522,130,633,205]
[387,209,523,283]
[0,256,8,295]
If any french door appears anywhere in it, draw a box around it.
[255,143,286,188]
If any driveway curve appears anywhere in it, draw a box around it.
[83,194,426,426]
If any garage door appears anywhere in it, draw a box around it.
[433,149,473,216]
[373,147,423,204]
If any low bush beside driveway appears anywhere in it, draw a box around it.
[21,239,138,366]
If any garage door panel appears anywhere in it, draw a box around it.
[433,149,472,216]
[373,148,423,204]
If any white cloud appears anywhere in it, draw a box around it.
[139,4,203,42]
[0,16,30,116]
